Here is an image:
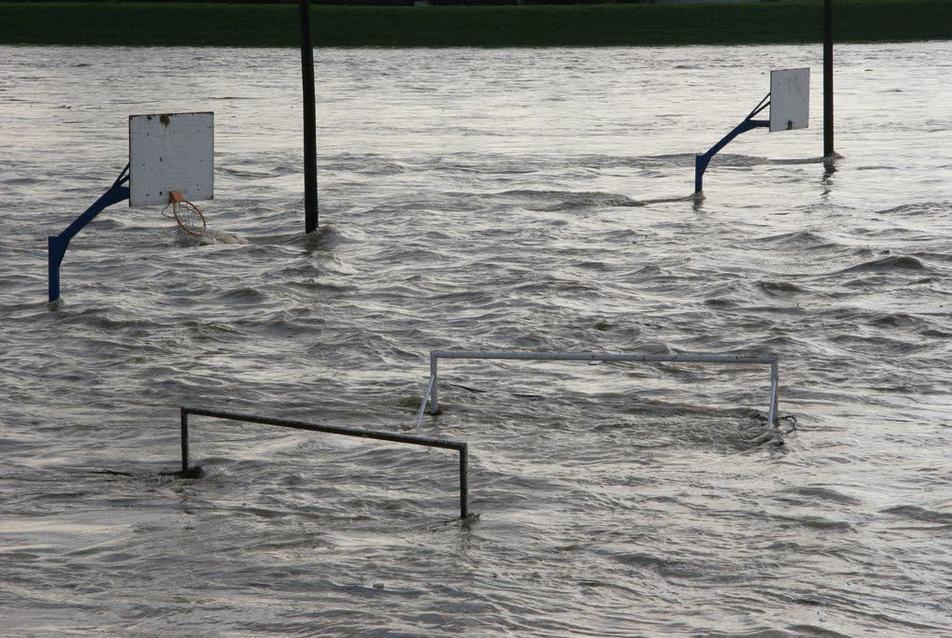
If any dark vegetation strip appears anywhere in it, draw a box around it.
[1,1,950,47]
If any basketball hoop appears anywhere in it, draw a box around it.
[47,110,217,303]
[694,68,810,194]
[163,190,207,237]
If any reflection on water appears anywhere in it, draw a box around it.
[0,43,951,635]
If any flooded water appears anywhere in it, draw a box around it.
[1,43,950,635]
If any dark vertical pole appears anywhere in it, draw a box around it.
[299,0,319,233]
[459,445,469,519]
[823,0,834,158]
[694,155,704,194]
[48,236,61,303]
[180,408,190,474]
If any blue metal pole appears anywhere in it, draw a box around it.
[693,152,714,195]
[48,166,130,304]
[694,118,769,194]
[47,236,62,303]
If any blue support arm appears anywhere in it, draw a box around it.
[48,165,130,304]
[694,93,772,194]
[694,119,769,194]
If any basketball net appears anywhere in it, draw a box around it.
[161,190,207,237]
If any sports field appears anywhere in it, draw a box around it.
[4,40,952,635]
[1,0,950,47]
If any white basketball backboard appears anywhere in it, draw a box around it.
[769,68,810,133]
[129,112,214,207]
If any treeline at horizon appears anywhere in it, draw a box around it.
[5,0,743,4]
[4,0,951,47]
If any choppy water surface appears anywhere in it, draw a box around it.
[1,43,951,636]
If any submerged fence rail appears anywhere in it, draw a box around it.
[417,350,780,430]
[179,407,470,518]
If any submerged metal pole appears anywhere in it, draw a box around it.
[299,0,319,233]
[180,408,190,474]
[47,167,130,304]
[459,444,469,519]
[429,352,439,414]
[48,236,62,303]
[425,350,782,433]
[178,407,471,518]
[693,105,769,194]
[823,0,834,158]
[416,374,436,426]
[767,361,779,427]
[432,350,777,365]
